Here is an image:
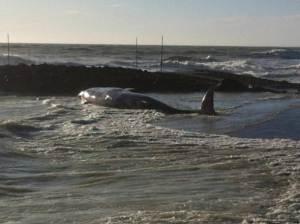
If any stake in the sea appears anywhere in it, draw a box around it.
[7,33,10,65]
[79,87,216,115]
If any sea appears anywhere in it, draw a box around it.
[0,44,299,223]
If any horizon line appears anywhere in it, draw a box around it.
[0,41,299,48]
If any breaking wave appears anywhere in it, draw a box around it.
[279,63,300,70]
[0,54,35,65]
[164,55,216,65]
[164,58,269,77]
[251,48,300,59]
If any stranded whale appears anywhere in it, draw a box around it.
[79,87,216,115]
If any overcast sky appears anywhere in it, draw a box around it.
[1,0,300,46]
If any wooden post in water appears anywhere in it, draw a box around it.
[135,37,138,69]
[160,35,164,72]
[7,33,10,65]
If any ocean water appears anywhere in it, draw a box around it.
[1,44,300,82]
[0,44,300,223]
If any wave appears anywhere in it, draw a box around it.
[165,55,215,62]
[0,54,88,67]
[53,61,84,67]
[252,49,287,56]
[0,121,43,138]
[163,55,217,67]
[262,73,300,79]
[251,48,300,59]
[198,59,262,74]
[257,48,287,54]
[62,46,94,52]
[0,54,35,66]
[182,50,199,54]
[105,60,135,68]
[161,58,271,77]
[165,56,193,62]
[279,63,300,70]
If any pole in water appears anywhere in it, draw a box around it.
[135,37,138,69]
[160,35,164,72]
[7,33,10,65]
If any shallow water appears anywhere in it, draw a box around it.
[0,93,299,223]
[231,107,300,140]
[153,92,300,136]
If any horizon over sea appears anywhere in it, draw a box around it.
[0,43,299,223]
[4,41,300,47]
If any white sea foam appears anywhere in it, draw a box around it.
[253,48,287,55]
[280,63,300,69]
[0,94,299,223]
[196,59,268,76]
[0,54,34,65]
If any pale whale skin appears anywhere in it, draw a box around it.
[79,87,216,115]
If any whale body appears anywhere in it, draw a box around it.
[79,87,216,115]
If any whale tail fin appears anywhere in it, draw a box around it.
[200,86,217,115]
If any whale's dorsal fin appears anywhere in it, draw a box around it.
[200,87,216,115]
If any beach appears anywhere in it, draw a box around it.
[0,44,299,223]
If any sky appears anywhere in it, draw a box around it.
[1,0,300,46]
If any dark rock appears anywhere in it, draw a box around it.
[217,78,250,92]
[192,69,299,93]
[0,64,217,95]
[0,64,299,95]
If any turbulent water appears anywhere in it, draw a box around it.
[0,44,300,223]
[1,44,300,82]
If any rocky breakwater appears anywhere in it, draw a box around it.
[0,64,299,95]
[193,69,300,93]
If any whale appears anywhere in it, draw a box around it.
[79,87,216,115]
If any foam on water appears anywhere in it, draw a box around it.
[252,48,300,59]
[0,54,35,66]
[0,93,299,223]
